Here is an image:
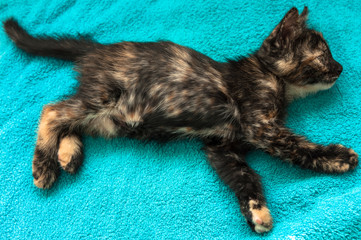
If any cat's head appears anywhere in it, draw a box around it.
[257,7,342,92]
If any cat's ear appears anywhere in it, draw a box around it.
[299,6,309,25]
[265,7,308,48]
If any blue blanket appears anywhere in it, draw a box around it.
[1,0,360,239]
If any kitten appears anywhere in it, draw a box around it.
[4,7,358,233]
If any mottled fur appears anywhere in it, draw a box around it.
[4,7,357,233]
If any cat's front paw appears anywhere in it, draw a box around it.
[317,145,358,173]
[247,200,273,233]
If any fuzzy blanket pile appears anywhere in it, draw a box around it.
[1,0,360,239]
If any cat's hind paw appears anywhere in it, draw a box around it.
[32,150,59,189]
[58,135,83,174]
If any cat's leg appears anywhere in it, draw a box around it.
[33,99,86,189]
[246,121,358,173]
[204,140,273,233]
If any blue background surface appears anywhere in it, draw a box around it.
[0,0,360,239]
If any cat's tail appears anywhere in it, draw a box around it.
[3,18,100,61]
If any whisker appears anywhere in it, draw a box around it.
[336,85,343,98]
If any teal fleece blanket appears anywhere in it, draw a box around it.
[1,0,360,239]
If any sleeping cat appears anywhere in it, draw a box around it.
[4,7,358,233]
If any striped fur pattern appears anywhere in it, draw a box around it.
[3,7,357,233]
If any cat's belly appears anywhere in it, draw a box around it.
[83,94,241,141]
[112,94,241,141]
[115,123,239,142]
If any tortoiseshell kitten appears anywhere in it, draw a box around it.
[4,7,358,233]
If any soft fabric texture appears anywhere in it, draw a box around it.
[0,0,360,239]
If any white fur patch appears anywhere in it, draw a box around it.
[248,200,273,233]
[285,82,335,101]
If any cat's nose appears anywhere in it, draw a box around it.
[334,62,343,75]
